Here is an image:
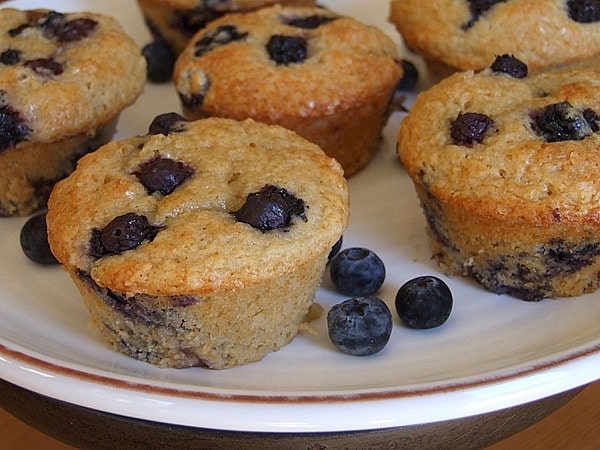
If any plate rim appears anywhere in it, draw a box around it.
[2,0,600,434]
[1,337,599,432]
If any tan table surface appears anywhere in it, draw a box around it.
[0,380,598,449]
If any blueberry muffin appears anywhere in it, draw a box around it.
[390,0,600,82]
[0,8,146,217]
[137,0,315,80]
[173,5,403,177]
[398,56,600,301]
[47,115,349,369]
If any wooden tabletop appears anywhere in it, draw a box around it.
[0,380,598,449]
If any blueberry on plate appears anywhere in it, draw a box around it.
[327,296,393,356]
[327,235,343,261]
[20,212,59,265]
[142,40,176,83]
[395,276,453,329]
[329,247,385,296]
[396,59,419,91]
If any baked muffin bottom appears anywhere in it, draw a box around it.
[73,254,325,369]
[183,88,392,178]
[416,185,600,301]
[0,118,117,217]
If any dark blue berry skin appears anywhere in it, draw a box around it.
[148,112,187,135]
[135,157,194,195]
[24,58,64,77]
[20,213,59,265]
[327,296,393,356]
[266,35,308,65]
[0,102,30,151]
[0,49,21,66]
[329,247,385,296]
[450,112,495,147]
[532,101,596,142]
[395,276,453,329]
[327,236,343,261]
[142,40,177,83]
[490,54,528,78]
[396,59,419,91]
[194,25,248,57]
[90,213,161,257]
[567,0,600,23]
[283,15,336,29]
[233,185,306,232]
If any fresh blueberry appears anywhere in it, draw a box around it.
[142,40,177,83]
[490,54,528,78]
[395,276,453,329]
[329,247,385,296]
[327,296,393,356]
[20,212,59,265]
[328,236,343,261]
[450,112,495,146]
[396,59,419,91]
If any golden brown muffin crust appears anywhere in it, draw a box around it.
[48,117,349,297]
[174,5,401,122]
[399,69,600,227]
[0,8,146,143]
[390,0,600,73]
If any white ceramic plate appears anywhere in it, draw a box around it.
[1,0,599,434]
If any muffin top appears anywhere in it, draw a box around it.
[174,5,402,122]
[398,61,600,225]
[390,0,600,73]
[0,8,145,148]
[47,116,349,296]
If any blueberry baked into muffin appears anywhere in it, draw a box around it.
[390,0,600,82]
[173,5,403,177]
[398,55,600,301]
[0,8,146,217]
[47,115,349,369]
[137,0,315,80]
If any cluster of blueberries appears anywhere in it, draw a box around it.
[326,243,453,357]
